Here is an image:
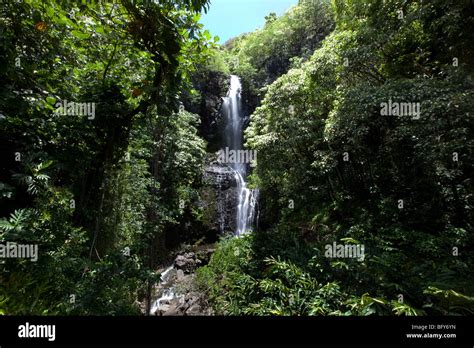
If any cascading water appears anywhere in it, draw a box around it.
[221,75,259,236]
[149,265,179,315]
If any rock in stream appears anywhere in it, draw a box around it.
[149,249,214,316]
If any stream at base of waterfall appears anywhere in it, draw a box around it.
[147,248,215,316]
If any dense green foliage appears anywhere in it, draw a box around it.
[198,0,474,315]
[0,0,213,314]
[1,0,473,317]
[226,0,334,113]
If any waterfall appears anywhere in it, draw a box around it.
[221,75,259,236]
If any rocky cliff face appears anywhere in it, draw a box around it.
[200,158,239,235]
[182,71,240,238]
[182,70,230,152]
